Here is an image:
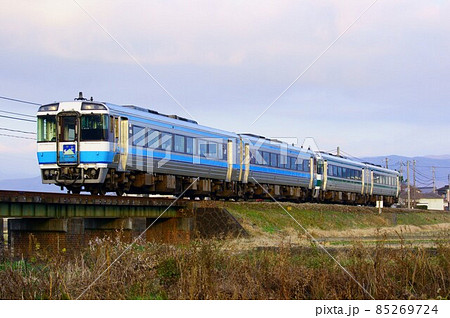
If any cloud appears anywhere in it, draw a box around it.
[0,0,449,159]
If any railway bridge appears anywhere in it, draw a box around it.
[0,191,246,257]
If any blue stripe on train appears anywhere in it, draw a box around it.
[37,151,115,164]
[37,149,309,179]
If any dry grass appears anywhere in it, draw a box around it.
[0,236,449,300]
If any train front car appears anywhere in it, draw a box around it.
[37,97,114,194]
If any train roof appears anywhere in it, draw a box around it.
[320,152,399,175]
[105,102,240,139]
[239,133,314,155]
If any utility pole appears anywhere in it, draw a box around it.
[385,157,389,169]
[337,146,340,157]
[407,161,411,209]
[447,174,450,211]
[432,166,436,193]
[413,160,416,207]
[399,161,403,181]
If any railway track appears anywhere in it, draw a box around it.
[0,190,186,206]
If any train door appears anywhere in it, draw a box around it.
[243,143,250,183]
[370,170,374,195]
[56,112,80,166]
[118,117,129,171]
[238,139,244,182]
[366,169,371,195]
[226,139,234,182]
[322,160,328,191]
[361,168,365,194]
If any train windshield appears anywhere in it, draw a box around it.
[80,114,109,141]
[37,115,57,142]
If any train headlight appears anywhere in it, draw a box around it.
[81,103,106,110]
[38,104,58,112]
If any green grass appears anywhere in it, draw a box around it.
[225,202,450,232]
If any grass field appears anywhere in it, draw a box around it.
[0,202,449,299]
[0,237,448,300]
[221,202,450,247]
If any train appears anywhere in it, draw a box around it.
[36,93,400,206]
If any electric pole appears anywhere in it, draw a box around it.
[447,174,450,211]
[407,161,411,209]
[399,161,403,181]
[432,166,436,193]
[413,160,416,207]
[385,157,389,169]
[337,146,340,157]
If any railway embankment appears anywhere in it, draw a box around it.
[217,202,450,248]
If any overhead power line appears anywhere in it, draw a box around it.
[0,133,36,140]
[0,95,41,106]
[0,127,36,135]
[0,109,35,119]
[416,165,450,169]
[0,114,36,123]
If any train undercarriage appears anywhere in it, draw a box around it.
[58,169,396,207]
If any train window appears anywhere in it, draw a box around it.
[209,142,218,158]
[333,166,338,177]
[270,153,278,167]
[160,132,172,150]
[287,157,294,170]
[250,151,256,164]
[199,141,208,157]
[296,158,303,171]
[279,155,286,168]
[81,114,109,141]
[222,143,227,160]
[147,130,160,148]
[109,116,114,133]
[37,115,57,142]
[328,165,333,176]
[302,160,308,172]
[131,125,146,146]
[60,116,77,142]
[186,137,194,154]
[318,161,325,174]
[263,152,270,166]
[337,167,342,178]
[174,135,185,153]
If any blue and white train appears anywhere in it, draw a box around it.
[36,93,400,205]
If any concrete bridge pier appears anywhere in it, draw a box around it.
[8,218,80,257]
[84,218,134,243]
[7,217,142,257]
[146,217,194,243]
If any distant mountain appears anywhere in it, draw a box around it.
[360,155,450,188]
[0,176,63,193]
[424,155,450,160]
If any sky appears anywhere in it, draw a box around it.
[0,0,449,179]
